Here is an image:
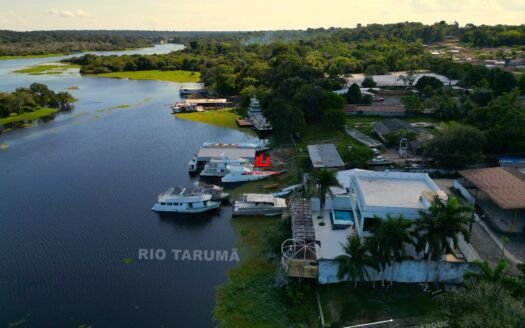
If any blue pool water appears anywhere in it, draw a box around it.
[333,210,354,223]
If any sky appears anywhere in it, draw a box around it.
[0,0,524,31]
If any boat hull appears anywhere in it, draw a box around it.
[151,201,220,213]
[232,208,284,216]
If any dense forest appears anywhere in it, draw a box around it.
[0,83,75,118]
[63,22,525,163]
[0,30,264,56]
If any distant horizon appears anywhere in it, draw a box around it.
[3,21,525,33]
[1,0,524,31]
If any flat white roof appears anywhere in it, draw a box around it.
[337,169,441,209]
[358,177,433,208]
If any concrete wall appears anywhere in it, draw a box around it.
[454,180,476,205]
[318,259,475,284]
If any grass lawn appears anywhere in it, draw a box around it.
[91,70,201,83]
[319,283,440,327]
[176,108,246,131]
[0,53,64,60]
[214,216,319,328]
[0,108,58,125]
[14,63,80,75]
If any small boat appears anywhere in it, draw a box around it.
[151,187,220,213]
[221,165,283,183]
[200,157,253,177]
[194,182,230,201]
[282,184,303,192]
[233,193,287,216]
[263,183,279,189]
[270,184,302,197]
[201,140,270,153]
[271,190,292,197]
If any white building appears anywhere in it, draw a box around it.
[330,169,447,235]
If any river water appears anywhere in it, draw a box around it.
[0,44,255,327]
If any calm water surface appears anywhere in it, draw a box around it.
[0,44,254,327]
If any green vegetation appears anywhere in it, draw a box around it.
[214,216,318,327]
[0,108,57,124]
[90,70,200,83]
[0,83,75,121]
[14,63,80,75]
[0,30,155,56]
[320,283,438,326]
[176,108,241,130]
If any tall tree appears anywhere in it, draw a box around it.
[311,169,340,223]
[415,196,474,283]
[336,236,378,288]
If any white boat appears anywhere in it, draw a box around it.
[151,187,220,213]
[282,184,303,192]
[271,184,302,197]
[221,165,282,183]
[201,140,270,153]
[194,182,230,201]
[233,193,287,216]
[271,190,292,197]
[200,157,253,177]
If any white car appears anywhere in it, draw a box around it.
[372,156,386,163]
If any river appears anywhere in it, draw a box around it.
[0,44,254,327]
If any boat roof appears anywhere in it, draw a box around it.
[197,148,255,160]
[242,193,283,203]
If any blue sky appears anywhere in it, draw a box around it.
[0,0,524,31]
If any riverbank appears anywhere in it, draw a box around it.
[175,108,245,132]
[89,70,200,83]
[214,216,319,328]
[0,108,57,125]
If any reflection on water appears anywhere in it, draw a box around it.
[0,44,252,327]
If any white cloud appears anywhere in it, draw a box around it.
[47,9,93,19]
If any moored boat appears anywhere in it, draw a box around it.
[151,187,220,213]
[200,157,253,177]
[233,193,287,216]
[221,165,283,183]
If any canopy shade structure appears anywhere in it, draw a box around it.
[459,167,525,210]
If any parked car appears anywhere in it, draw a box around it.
[372,155,386,163]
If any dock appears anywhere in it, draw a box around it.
[236,118,253,127]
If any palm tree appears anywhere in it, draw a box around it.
[311,169,340,223]
[366,215,414,286]
[336,236,378,288]
[415,196,474,284]
[464,260,509,283]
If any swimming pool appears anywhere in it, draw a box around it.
[331,209,354,229]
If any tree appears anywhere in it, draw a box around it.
[423,123,486,168]
[415,196,474,283]
[336,236,378,287]
[311,169,340,223]
[369,215,414,285]
[346,83,362,104]
[464,260,510,283]
[439,280,525,328]
[361,76,377,88]
[323,109,346,130]
[397,71,416,87]
[401,95,423,113]
[415,76,443,96]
